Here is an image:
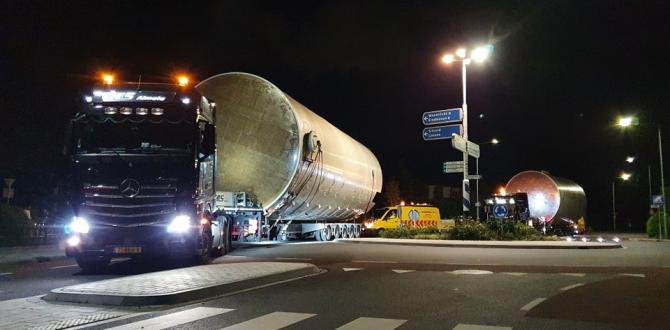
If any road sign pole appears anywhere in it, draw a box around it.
[461,59,470,214]
[658,127,667,239]
[476,157,480,219]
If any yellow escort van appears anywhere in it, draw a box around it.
[364,204,453,233]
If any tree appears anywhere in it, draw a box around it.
[384,178,402,206]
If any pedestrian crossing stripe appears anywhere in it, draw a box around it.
[107,307,233,330]
[219,312,315,330]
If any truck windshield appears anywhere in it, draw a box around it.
[74,117,194,154]
[372,208,389,219]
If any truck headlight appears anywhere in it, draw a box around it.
[167,215,191,233]
[70,217,90,234]
[365,221,374,229]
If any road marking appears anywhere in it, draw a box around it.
[275,257,313,261]
[351,260,398,264]
[559,273,586,277]
[560,283,584,291]
[50,264,78,270]
[520,298,546,311]
[392,269,416,274]
[502,272,527,276]
[453,324,513,330]
[0,272,12,276]
[107,307,233,330]
[220,312,315,330]
[343,268,364,272]
[450,269,493,275]
[619,273,645,278]
[336,317,407,330]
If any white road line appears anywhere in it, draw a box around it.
[275,257,313,261]
[343,268,364,272]
[50,264,78,270]
[392,269,416,274]
[520,297,546,311]
[619,273,645,278]
[336,317,407,330]
[502,272,527,276]
[220,312,315,330]
[559,273,586,277]
[0,272,12,276]
[351,260,399,264]
[450,269,493,275]
[107,307,233,330]
[453,324,513,330]
[560,283,584,291]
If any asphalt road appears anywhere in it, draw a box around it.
[1,240,669,329]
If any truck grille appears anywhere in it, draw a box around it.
[82,182,177,225]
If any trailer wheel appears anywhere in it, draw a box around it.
[224,219,233,253]
[353,225,361,238]
[194,230,213,265]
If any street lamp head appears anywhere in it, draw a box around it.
[441,53,455,64]
[617,116,634,127]
[491,138,499,144]
[619,172,632,181]
[625,156,635,163]
[456,48,467,58]
[471,45,491,63]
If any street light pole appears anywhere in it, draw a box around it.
[658,127,667,239]
[461,59,470,216]
[612,180,616,232]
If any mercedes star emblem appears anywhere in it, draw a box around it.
[119,179,141,198]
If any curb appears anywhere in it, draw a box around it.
[44,263,321,306]
[337,239,622,249]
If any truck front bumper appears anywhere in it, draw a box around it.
[65,226,198,258]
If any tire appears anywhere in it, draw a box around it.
[194,231,213,265]
[75,256,110,272]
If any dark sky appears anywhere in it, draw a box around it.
[1,0,668,230]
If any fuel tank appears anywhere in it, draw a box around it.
[505,171,586,224]
[196,73,382,221]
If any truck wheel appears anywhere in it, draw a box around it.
[75,256,110,273]
[194,232,213,265]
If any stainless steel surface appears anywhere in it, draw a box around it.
[196,73,382,221]
[505,170,586,223]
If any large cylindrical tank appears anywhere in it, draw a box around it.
[505,171,586,224]
[196,73,382,221]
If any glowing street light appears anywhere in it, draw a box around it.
[625,156,635,163]
[440,44,493,215]
[614,114,666,239]
[491,138,500,145]
[620,172,632,181]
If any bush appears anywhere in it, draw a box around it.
[646,212,668,238]
[0,204,31,246]
[486,221,541,241]
[448,219,493,240]
[379,226,441,239]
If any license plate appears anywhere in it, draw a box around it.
[113,246,143,254]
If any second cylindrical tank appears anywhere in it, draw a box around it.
[505,170,586,224]
[196,73,382,221]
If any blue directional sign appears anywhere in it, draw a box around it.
[493,204,508,218]
[422,108,463,125]
[422,124,463,141]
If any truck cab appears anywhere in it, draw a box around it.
[62,76,230,271]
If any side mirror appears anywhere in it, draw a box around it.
[200,123,216,155]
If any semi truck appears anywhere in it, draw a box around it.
[484,170,586,235]
[62,72,382,270]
